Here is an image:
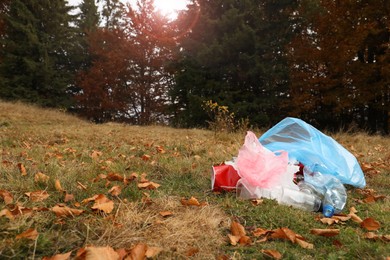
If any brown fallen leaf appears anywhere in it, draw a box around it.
[145,247,163,258]
[238,235,252,245]
[332,214,351,222]
[310,228,340,237]
[42,251,72,260]
[159,211,173,217]
[227,234,240,246]
[253,227,271,237]
[0,208,14,220]
[127,243,147,260]
[349,213,363,224]
[137,182,161,190]
[51,204,84,217]
[90,150,103,160]
[320,218,338,225]
[84,246,119,260]
[361,217,380,231]
[231,221,246,237]
[91,194,114,214]
[251,199,264,206]
[18,163,27,176]
[0,190,13,205]
[108,186,121,196]
[261,249,282,260]
[34,172,50,183]
[186,247,199,257]
[295,237,314,249]
[55,180,64,192]
[64,193,74,202]
[16,228,39,240]
[25,190,50,202]
[141,154,151,161]
[106,173,124,182]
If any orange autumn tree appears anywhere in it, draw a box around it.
[75,0,177,124]
[288,0,389,133]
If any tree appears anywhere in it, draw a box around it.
[288,0,389,133]
[75,0,177,124]
[0,0,76,107]
[170,0,298,128]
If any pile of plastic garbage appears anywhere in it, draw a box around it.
[211,117,366,217]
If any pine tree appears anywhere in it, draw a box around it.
[0,0,76,107]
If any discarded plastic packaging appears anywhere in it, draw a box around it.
[259,117,366,188]
[211,163,240,192]
[237,179,321,212]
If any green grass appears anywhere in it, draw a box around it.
[0,101,389,259]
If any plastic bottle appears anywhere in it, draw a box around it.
[303,164,347,217]
[236,180,321,212]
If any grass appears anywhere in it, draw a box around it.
[0,101,389,259]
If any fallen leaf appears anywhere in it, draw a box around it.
[310,228,340,237]
[91,194,114,214]
[261,249,282,259]
[332,214,351,222]
[332,239,343,248]
[349,207,358,214]
[106,173,124,182]
[363,232,379,240]
[82,195,99,204]
[320,218,338,225]
[227,234,240,246]
[84,246,119,260]
[55,180,64,192]
[186,247,199,257]
[0,208,14,220]
[349,213,363,223]
[25,190,50,202]
[51,205,84,217]
[18,163,27,176]
[34,172,50,183]
[141,154,151,161]
[361,217,380,231]
[0,190,13,205]
[253,227,271,237]
[159,211,173,217]
[127,243,147,260]
[137,182,160,190]
[90,150,103,160]
[295,237,314,249]
[64,193,74,202]
[42,251,72,260]
[108,186,121,196]
[238,235,252,245]
[251,199,264,206]
[16,228,39,240]
[145,247,162,258]
[231,221,246,237]
[180,196,207,207]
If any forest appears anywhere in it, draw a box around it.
[0,0,389,134]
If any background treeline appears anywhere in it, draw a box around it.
[0,0,389,134]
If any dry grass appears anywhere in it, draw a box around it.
[0,101,389,259]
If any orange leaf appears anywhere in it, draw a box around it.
[271,228,296,243]
[349,213,363,223]
[84,246,119,260]
[128,243,147,260]
[227,234,240,246]
[0,208,14,220]
[51,204,84,217]
[145,247,163,258]
[16,228,39,240]
[90,150,103,160]
[363,232,379,240]
[181,196,204,207]
[332,214,351,222]
[159,211,173,217]
[108,186,121,196]
[253,227,271,237]
[261,249,282,260]
[25,190,50,202]
[320,218,338,225]
[82,195,99,204]
[251,199,264,206]
[137,182,160,190]
[91,194,114,213]
[361,217,380,231]
[106,173,124,182]
[238,235,252,245]
[64,193,74,202]
[42,251,72,260]
[0,190,13,205]
[141,154,151,161]
[34,172,50,183]
[295,237,314,249]
[55,180,64,192]
[18,163,27,176]
[310,228,340,237]
[186,247,199,257]
[231,221,246,237]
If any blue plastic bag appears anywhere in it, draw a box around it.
[259,117,366,188]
